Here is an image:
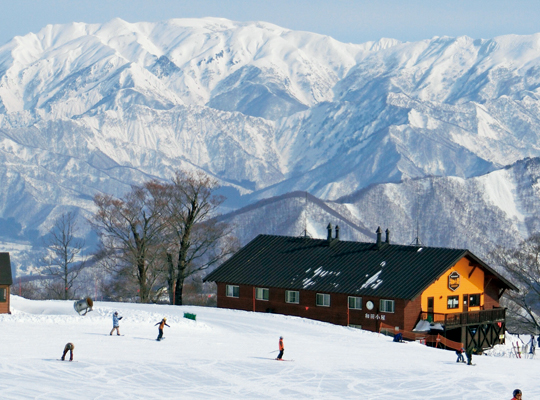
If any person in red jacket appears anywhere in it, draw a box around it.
[511,389,522,400]
[155,317,170,341]
[276,336,284,360]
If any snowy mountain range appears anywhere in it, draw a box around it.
[3,18,540,273]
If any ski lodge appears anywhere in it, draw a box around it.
[0,252,13,314]
[205,225,518,351]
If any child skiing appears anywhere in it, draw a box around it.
[155,317,170,341]
[61,342,74,361]
[276,336,284,360]
[456,347,465,363]
[110,311,123,336]
[511,388,522,400]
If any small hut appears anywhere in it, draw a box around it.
[0,253,13,314]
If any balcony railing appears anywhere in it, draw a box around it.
[420,308,505,328]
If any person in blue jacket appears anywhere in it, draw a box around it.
[456,347,465,363]
[110,311,123,336]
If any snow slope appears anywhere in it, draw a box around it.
[0,295,536,399]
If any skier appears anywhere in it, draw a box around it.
[455,347,465,363]
[528,335,535,358]
[155,317,170,341]
[110,311,123,336]
[276,336,284,360]
[61,342,74,361]
[511,389,522,400]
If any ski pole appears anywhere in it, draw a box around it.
[269,350,279,354]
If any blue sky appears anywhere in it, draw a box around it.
[1,0,540,46]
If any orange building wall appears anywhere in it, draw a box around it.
[420,257,485,314]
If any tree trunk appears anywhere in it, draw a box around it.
[64,251,69,300]
[174,274,184,306]
[138,257,149,303]
[166,253,175,305]
[174,236,190,306]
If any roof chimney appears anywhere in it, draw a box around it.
[385,228,390,244]
[376,226,382,248]
[335,225,340,240]
[327,223,333,242]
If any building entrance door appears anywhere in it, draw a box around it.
[463,294,468,313]
[427,297,434,322]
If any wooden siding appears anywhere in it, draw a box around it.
[216,283,421,332]
[0,285,10,314]
[484,277,501,310]
[420,257,486,314]
[403,296,422,331]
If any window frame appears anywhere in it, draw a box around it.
[447,295,459,309]
[285,290,300,304]
[316,293,331,307]
[226,285,240,298]
[469,294,481,307]
[255,287,269,301]
[0,287,6,302]
[380,299,395,313]
[348,296,362,310]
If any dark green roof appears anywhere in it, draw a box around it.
[205,235,517,300]
[0,253,13,285]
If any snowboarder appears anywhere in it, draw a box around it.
[511,388,522,400]
[455,347,465,363]
[276,336,284,360]
[465,347,474,365]
[61,342,74,361]
[155,317,170,341]
[393,333,403,342]
[110,311,123,336]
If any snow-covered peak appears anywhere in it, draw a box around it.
[0,18,369,116]
[5,19,540,271]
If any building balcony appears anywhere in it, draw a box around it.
[420,308,506,328]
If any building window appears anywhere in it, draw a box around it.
[256,287,269,301]
[447,295,459,309]
[380,299,395,313]
[316,293,330,307]
[226,285,239,298]
[0,288,5,302]
[285,290,299,304]
[469,294,481,307]
[348,296,362,310]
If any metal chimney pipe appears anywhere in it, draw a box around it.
[335,225,340,240]
[385,228,390,244]
[327,223,333,242]
[376,226,382,248]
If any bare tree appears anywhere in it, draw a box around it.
[92,183,167,303]
[160,170,237,305]
[41,212,86,300]
[489,234,540,333]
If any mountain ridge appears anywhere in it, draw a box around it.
[3,18,540,272]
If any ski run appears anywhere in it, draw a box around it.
[0,295,538,399]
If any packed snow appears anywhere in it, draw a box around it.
[0,295,537,399]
